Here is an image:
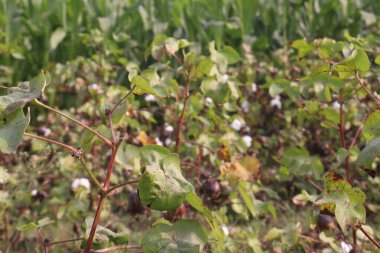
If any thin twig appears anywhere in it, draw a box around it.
[103,141,122,189]
[175,77,191,152]
[109,86,135,115]
[48,237,84,247]
[107,113,116,144]
[307,177,323,192]
[34,99,113,147]
[339,92,350,182]
[358,225,380,249]
[24,132,77,153]
[106,180,140,195]
[79,157,106,192]
[355,72,380,107]
[90,245,142,253]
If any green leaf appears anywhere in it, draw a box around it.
[315,172,366,234]
[185,192,215,228]
[333,49,371,78]
[200,77,229,103]
[141,220,208,253]
[220,46,241,64]
[17,217,54,231]
[363,111,380,141]
[280,148,324,179]
[356,137,380,169]
[0,72,50,116]
[238,182,256,217]
[0,108,30,154]
[193,58,214,79]
[138,145,194,211]
[50,28,66,50]
[291,39,315,57]
[131,75,157,96]
[164,37,179,56]
[82,217,128,249]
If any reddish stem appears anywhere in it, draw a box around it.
[307,178,323,192]
[175,77,190,152]
[339,92,350,182]
[84,193,107,253]
[355,72,380,107]
[84,141,121,252]
[48,237,84,247]
[24,132,77,153]
[90,245,142,253]
[358,225,380,249]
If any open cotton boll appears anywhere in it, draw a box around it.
[71,178,91,193]
[145,94,156,102]
[332,101,340,109]
[164,124,174,133]
[243,135,252,147]
[220,74,229,83]
[230,119,244,131]
[204,97,213,104]
[155,137,163,146]
[251,83,257,92]
[270,95,282,109]
[164,138,172,146]
[241,101,249,112]
[221,225,229,236]
[339,241,352,253]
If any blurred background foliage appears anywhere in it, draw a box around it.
[0,0,379,83]
[2,0,380,253]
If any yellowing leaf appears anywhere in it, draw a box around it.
[220,156,261,182]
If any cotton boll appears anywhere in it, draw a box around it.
[220,74,229,83]
[155,137,163,146]
[145,94,156,102]
[243,135,252,147]
[31,189,38,196]
[204,97,213,104]
[241,101,249,112]
[71,177,91,192]
[164,124,174,133]
[332,101,340,109]
[71,178,91,193]
[164,138,172,146]
[251,83,257,92]
[221,225,229,236]
[230,119,243,131]
[339,241,352,253]
[270,96,282,109]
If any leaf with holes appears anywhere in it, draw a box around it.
[138,145,194,211]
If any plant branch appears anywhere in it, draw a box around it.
[84,140,122,252]
[109,86,135,115]
[84,193,107,253]
[90,245,142,253]
[355,72,380,107]
[48,237,84,247]
[79,157,106,192]
[358,225,380,249]
[24,132,77,153]
[106,180,140,195]
[339,92,350,182]
[306,177,323,192]
[103,142,122,189]
[175,76,191,152]
[34,99,113,147]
